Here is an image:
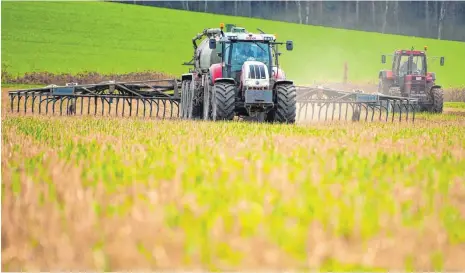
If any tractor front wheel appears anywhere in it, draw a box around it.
[430,87,444,113]
[180,80,192,119]
[203,75,212,120]
[212,81,235,121]
[267,83,297,123]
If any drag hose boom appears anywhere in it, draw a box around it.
[8,80,419,122]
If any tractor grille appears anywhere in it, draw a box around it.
[247,86,267,90]
[410,80,426,95]
[248,64,266,79]
[408,78,429,102]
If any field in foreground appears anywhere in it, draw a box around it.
[2,1,465,87]
[2,98,465,271]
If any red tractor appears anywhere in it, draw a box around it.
[378,47,445,113]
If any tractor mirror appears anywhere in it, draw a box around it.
[286,40,293,51]
[381,55,386,64]
[440,56,445,66]
[209,38,216,50]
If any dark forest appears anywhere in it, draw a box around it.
[115,1,465,42]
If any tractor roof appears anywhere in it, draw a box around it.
[218,23,276,42]
[221,32,276,42]
[395,49,426,56]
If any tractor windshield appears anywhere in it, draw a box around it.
[224,41,271,71]
[399,55,426,76]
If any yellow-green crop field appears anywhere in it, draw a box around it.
[2,1,465,270]
[2,86,465,271]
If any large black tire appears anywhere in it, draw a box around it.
[267,83,296,123]
[430,87,444,113]
[203,76,212,120]
[192,101,202,119]
[180,79,202,119]
[212,81,235,121]
[180,80,191,119]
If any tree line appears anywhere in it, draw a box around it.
[114,1,465,42]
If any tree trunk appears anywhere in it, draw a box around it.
[372,1,376,29]
[395,1,399,33]
[296,1,302,24]
[381,1,389,33]
[345,1,351,27]
[425,1,429,37]
[204,0,207,12]
[355,1,359,28]
[305,1,310,24]
[285,0,288,19]
[449,2,455,36]
[234,1,238,16]
[249,1,252,17]
[338,2,343,25]
[438,1,447,39]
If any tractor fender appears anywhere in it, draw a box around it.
[273,80,294,90]
[427,72,436,82]
[214,78,236,85]
[379,70,393,80]
[209,63,223,84]
[272,67,286,80]
[181,73,194,82]
[430,84,442,90]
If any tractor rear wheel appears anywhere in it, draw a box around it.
[180,80,191,119]
[212,81,235,121]
[378,77,390,94]
[267,83,296,123]
[180,79,202,119]
[203,76,212,120]
[430,87,444,113]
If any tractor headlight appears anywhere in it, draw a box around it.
[263,36,273,41]
[228,36,238,40]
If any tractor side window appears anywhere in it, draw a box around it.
[393,56,398,73]
[412,56,425,75]
[209,41,222,64]
[399,56,410,77]
[224,43,231,63]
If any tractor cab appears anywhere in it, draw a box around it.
[209,23,293,88]
[387,50,428,88]
[224,40,272,83]
[381,48,444,87]
[378,47,445,113]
